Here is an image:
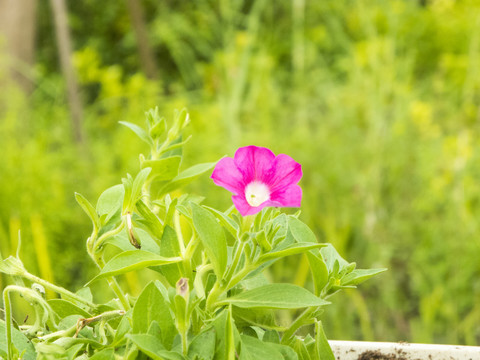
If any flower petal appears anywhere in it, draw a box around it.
[232,194,269,216]
[269,154,302,192]
[211,157,245,194]
[270,184,302,208]
[234,146,276,183]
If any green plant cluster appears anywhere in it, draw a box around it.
[1,0,480,345]
[0,110,384,359]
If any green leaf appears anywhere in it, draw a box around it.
[218,284,330,309]
[290,337,312,360]
[287,218,329,295]
[211,309,238,360]
[306,252,329,296]
[48,299,91,318]
[119,121,154,146]
[131,168,152,205]
[135,199,164,241]
[89,348,115,360]
[96,184,124,223]
[0,319,36,360]
[219,284,330,309]
[240,335,284,360]
[341,268,387,286]
[204,206,239,238]
[320,244,349,273]
[66,343,85,360]
[258,243,325,263]
[149,225,182,286]
[106,228,160,253]
[112,312,131,347]
[133,282,176,349]
[89,250,182,282]
[188,329,216,360]
[158,162,216,196]
[141,156,181,181]
[126,334,184,360]
[191,203,227,279]
[288,217,318,244]
[314,321,335,360]
[75,192,100,231]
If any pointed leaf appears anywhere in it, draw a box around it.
[48,299,91,318]
[218,284,330,309]
[341,268,387,286]
[188,329,216,359]
[288,217,317,244]
[321,245,349,273]
[141,156,181,181]
[135,200,164,240]
[258,243,325,263]
[306,252,329,296]
[133,282,176,349]
[96,184,124,224]
[191,203,227,278]
[150,225,182,286]
[240,335,283,360]
[204,206,239,238]
[89,250,182,282]
[75,193,100,231]
[119,121,153,146]
[314,321,335,360]
[158,162,216,196]
[0,319,36,360]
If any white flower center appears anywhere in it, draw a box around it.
[245,181,270,207]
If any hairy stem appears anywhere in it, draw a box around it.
[3,287,13,360]
[281,307,315,344]
[21,272,96,309]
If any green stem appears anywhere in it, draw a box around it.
[223,241,245,285]
[21,272,96,309]
[281,307,315,344]
[3,287,12,360]
[205,282,223,312]
[182,235,199,280]
[38,323,77,341]
[92,223,125,254]
[206,264,254,312]
[181,330,188,355]
[96,257,131,311]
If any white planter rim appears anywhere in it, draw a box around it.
[329,340,480,360]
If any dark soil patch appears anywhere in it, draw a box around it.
[357,350,407,360]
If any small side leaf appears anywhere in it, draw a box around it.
[341,268,387,286]
[204,206,239,238]
[158,162,216,196]
[75,193,100,231]
[314,321,335,360]
[119,121,154,147]
[258,243,325,263]
[89,250,182,282]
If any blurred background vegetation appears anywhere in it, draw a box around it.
[1,0,480,346]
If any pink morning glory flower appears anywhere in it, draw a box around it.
[211,145,303,216]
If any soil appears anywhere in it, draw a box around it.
[357,350,408,360]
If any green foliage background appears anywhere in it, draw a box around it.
[1,0,480,346]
